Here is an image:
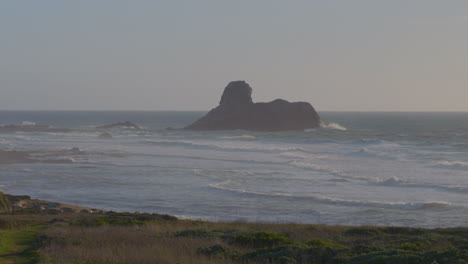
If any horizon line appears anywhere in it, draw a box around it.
[1,109,468,113]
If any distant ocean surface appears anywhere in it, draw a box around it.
[0,111,467,228]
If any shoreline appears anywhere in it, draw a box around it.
[2,191,467,229]
[4,190,468,230]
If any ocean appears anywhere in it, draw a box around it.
[0,111,467,227]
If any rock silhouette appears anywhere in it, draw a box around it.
[185,81,321,131]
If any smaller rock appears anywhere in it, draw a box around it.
[97,121,141,130]
[98,132,113,139]
[0,123,71,133]
[70,147,81,154]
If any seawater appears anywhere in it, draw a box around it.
[0,111,467,227]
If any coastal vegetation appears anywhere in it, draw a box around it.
[0,193,466,264]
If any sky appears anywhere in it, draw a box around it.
[1,1,467,111]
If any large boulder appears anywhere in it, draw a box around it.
[185,81,321,131]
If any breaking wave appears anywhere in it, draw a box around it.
[193,169,286,180]
[352,139,392,145]
[376,176,468,194]
[209,181,452,210]
[279,152,309,159]
[435,160,468,169]
[289,160,376,181]
[378,176,406,185]
[321,122,347,131]
[21,121,37,126]
[289,160,343,176]
[0,139,12,146]
[220,135,256,140]
[348,147,400,160]
[144,140,306,153]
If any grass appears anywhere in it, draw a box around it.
[0,193,12,214]
[0,208,466,263]
[0,227,41,264]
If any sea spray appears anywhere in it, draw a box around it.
[320,121,347,131]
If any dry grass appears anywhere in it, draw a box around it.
[40,224,235,264]
[36,220,358,264]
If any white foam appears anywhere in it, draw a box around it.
[379,176,406,185]
[435,160,468,169]
[0,139,12,146]
[353,139,389,145]
[144,140,306,153]
[13,135,34,141]
[21,121,36,126]
[350,147,398,160]
[356,147,379,156]
[375,177,468,194]
[321,122,347,131]
[279,152,308,159]
[193,168,282,180]
[289,160,346,177]
[221,135,256,140]
[290,160,323,171]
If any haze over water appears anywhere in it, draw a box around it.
[0,111,467,228]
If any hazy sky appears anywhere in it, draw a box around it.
[1,1,467,111]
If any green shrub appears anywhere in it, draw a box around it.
[400,242,424,251]
[0,192,12,213]
[73,212,177,226]
[231,232,293,248]
[345,227,380,236]
[243,244,308,263]
[306,238,343,248]
[197,244,232,258]
[277,256,297,264]
[244,243,347,264]
[175,229,224,238]
[382,227,425,235]
[352,244,384,254]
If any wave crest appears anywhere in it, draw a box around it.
[435,160,468,169]
[289,160,344,176]
[221,135,256,140]
[376,177,468,194]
